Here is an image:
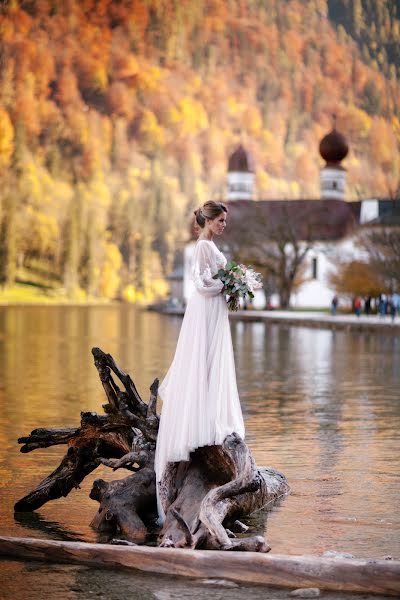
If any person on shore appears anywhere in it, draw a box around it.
[331,295,338,316]
[353,296,362,317]
[392,291,399,314]
[389,292,399,322]
[364,296,372,316]
[378,294,387,317]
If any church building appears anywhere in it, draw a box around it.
[178,122,398,310]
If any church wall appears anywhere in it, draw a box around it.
[292,242,336,308]
[227,171,255,201]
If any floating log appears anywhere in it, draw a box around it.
[0,536,399,596]
[14,347,289,551]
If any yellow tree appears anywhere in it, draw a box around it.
[0,109,15,282]
[0,115,21,287]
[0,108,14,169]
[328,260,385,298]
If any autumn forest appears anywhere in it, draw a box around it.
[0,0,399,302]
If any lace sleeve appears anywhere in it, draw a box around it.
[191,241,224,298]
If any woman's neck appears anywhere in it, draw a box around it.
[198,231,213,241]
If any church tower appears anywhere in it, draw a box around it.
[227,145,254,201]
[319,116,349,201]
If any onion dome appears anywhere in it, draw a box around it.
[228,145,253,172]
[319,116,348,200]
[319,117,349,164]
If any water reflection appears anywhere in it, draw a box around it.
[0,306,399,560]
[13,511,85,542]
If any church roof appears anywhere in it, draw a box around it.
[319,128,349,164]
[189,199,399,245]
[228,145,253,172]
[220,199,361,242]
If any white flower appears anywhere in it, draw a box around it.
[244,267,263,292]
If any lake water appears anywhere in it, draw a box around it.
[0,306,399,598]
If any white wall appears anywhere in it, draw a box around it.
[320,167,347,200]
[292,234,370,308]
[292,243,337,308]
[360,199,379,224]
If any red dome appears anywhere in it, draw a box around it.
[228,145,253,172]
[319,129,349,164]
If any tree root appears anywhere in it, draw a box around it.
[15,348,290,551]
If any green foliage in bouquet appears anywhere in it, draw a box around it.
[213,261,262,312]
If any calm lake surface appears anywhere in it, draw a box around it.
[0,306,399,598]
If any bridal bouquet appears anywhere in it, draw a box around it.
[213,261,263,312]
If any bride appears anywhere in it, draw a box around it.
[155,200,245,522]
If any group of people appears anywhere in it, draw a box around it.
[374,293,400,320]
[331,293,400,320]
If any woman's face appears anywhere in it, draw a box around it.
[207,212,227,236]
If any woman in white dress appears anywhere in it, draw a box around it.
[155,201,245,522]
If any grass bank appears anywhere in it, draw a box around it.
[0,283,115,306]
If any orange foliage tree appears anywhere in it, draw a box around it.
[329,260,385,298]
[0,0,399,299]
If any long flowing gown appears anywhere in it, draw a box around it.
[155,239,245,522]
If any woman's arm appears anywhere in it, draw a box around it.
[192,241,224,297]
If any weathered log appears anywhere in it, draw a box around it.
[1,537,399,596]
[14,347,289,551]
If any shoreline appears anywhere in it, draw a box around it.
[158,307,400,333]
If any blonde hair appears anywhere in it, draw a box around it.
[194,201,227,229]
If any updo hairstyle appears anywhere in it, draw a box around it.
[194,201,227,229]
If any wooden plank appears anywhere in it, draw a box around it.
[1,536,399,595]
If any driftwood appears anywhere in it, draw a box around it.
[1,537,400,596]
[14,347,289,551]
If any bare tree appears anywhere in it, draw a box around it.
[221,200,359,308]
[359,227,400,290]
[222,202,324,308]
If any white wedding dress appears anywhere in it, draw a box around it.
[155,239,245,522]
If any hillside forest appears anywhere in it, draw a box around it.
[0,0,399,302]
